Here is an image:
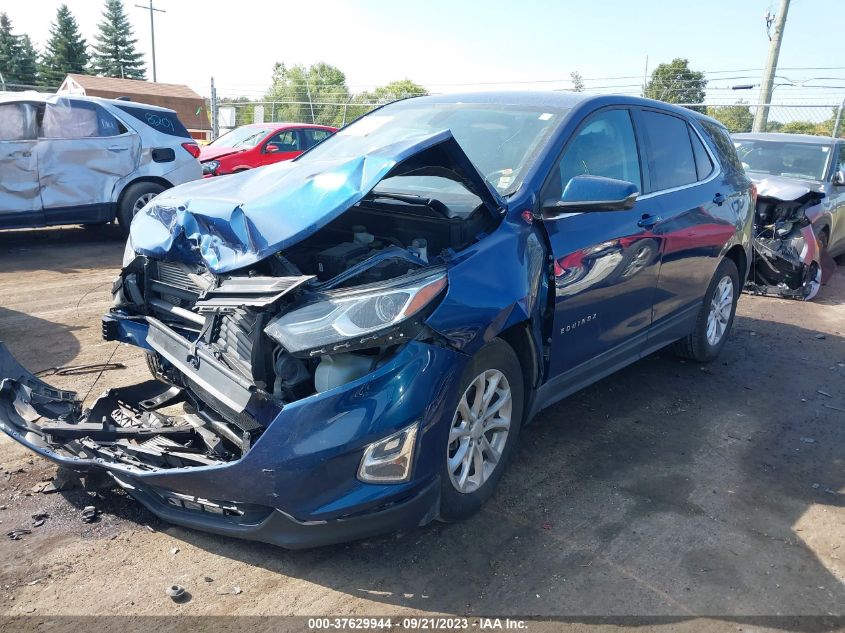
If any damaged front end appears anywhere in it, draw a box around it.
[745,179,824,301]
[0,130,502,546]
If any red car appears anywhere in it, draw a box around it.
[199,123,337,177]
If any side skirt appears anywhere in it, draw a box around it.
[528,303,699,420]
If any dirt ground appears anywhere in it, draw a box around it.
[0,225,843,631]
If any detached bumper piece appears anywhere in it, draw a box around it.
[745,185,824,301]
[0,342,228,472]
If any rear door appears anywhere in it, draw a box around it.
[36,97,139,223]
[0,101,42,227]
[542,107,662,377]
[261,128,303,165]
[829,143,845,255]
[635,109,739,346]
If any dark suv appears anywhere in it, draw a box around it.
[0,92,753,548]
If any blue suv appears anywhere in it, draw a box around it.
[0,92,753,548]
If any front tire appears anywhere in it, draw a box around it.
[117,182,166,237]
[439,338,524,522]
[673,258,739,362]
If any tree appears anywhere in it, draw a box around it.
[265,62,350,126]
[344,79,428,123]
[644,58,707,112]
[570,71,585,92]
[0,13,22,87]
[91,0,146,80]
[16,34,38,87]
[360,78,428,102]
[707,102,753,133]
[39,4,89,88]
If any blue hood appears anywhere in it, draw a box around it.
[129,130,503,274]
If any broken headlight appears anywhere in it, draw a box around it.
[265,269,447,357]
[122,239,138,267]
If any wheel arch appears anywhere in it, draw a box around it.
[116,176,173,213]
[496,321,541,425]
[724,243,748,284]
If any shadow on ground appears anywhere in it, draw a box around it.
[53,313,845,627]
[0,307,83,371]
[0,225,124,274]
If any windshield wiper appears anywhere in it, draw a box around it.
[363,192,451,217]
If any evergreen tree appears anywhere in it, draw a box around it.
[0,13,23,87]
[39,4,89,88]
[16,34,38,87]
[90,0,146,80]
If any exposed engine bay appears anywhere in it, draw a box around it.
[745,180,824,301]
[4,198,493,473]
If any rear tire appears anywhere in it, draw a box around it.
[145,351,163,379]
[673,258,739,362]
[439,338,524,522]
[117,182,166,237]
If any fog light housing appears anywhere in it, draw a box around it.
[358,422,419,483]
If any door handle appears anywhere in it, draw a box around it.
[713,192,726,206]
[637,213,662,228]
[108,146,129,152]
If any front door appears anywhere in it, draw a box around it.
[261,129,304,166]
[542,107,661,377]
[0,102,42,228]
[36,97,138,224]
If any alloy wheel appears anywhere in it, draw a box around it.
[132,192,158,217]
[706,275,734,346]
[447,369,512,494]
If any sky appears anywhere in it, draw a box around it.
[4,0,843,104]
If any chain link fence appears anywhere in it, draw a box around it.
[212,98,388,132]
[673,103,844,136]
[212,98,845,138]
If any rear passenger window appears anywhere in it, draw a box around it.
[41,100,127,138]
[0,103,35,141]
[548,108,642,199]
[302,128,332,148]
[690,127,714,180]
[700,119,744,175]
[641,111,697,191]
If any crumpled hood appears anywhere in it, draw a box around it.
[749,174,825,201]
[129,130,504,274]
[199,146,246,162]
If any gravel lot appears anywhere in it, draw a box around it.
[0,225,843,630]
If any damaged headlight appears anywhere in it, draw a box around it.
[265,269,447,357]
[122,239,138,266]
[202,160,220,176]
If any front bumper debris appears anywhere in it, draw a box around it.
[0,339,466,548]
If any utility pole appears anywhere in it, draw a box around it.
[135,0,165,82]
[753,0,790,132]
[210,77,218,140]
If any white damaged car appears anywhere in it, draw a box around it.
[0,92,202,235]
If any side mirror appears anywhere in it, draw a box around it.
[833,170,845,186]
[264,144,280,154]
[543,175,639,217]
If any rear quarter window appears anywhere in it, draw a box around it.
[699,119,744,175]
[115,104,191,138]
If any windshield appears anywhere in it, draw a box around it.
[734,139,831,181]
[299,101,568,195]
[208,126,272,149]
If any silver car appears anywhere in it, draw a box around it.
[733,132,845,258]
[0,92,202,235]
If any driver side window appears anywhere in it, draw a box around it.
[265,129,301,152]
[547,109,642,200]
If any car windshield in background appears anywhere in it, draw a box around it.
[734,139,831,181]
[300,102,568,195]
[208,126,272,149]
